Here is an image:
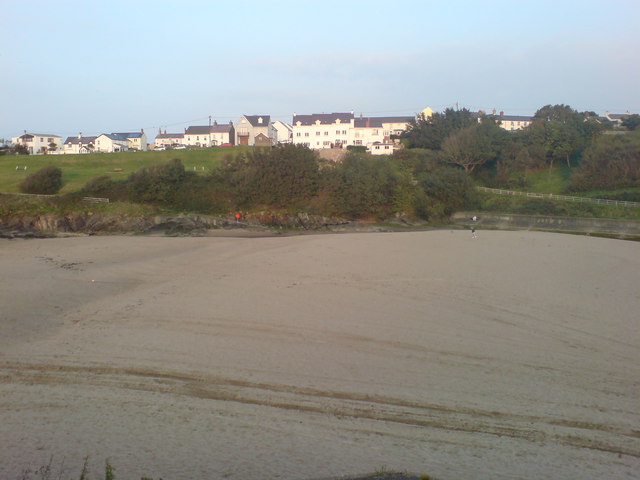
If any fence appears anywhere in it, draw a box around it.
[476,187,640,208]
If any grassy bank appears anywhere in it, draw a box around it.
[0,147,250,194]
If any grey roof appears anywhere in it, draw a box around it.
[20,133,62,139]
[373,116,414,124]
[354,118,384,128]
[101,133,128,141]
[244,115,271,127]
[186,124,233,135]
[211,123,233,133]
[185,126,214,135]
[607,113,630,120]
[156,133,184,139]
[293,112,354,126]
[113,132,143,138]
[64,136,97,144]
[499,115,533,122]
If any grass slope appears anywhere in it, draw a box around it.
[0,147,250,194]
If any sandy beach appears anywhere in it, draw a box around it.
[0,230,638,480]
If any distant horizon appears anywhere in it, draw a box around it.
[2,0,639,142]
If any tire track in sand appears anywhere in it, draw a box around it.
[1,361,638,459]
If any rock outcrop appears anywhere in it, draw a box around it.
[0,212,351,238]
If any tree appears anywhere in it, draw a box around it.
[320,152,412,218]
[225,144,320,209]
[622,114,640,131]
[403,108,476,150]
[568,130,640,191]
[441,122,502,173]
[419,167,478,216]
[20,165,63,194]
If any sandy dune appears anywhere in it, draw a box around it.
[0,230,638,480]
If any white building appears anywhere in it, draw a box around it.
[368,142,399,155]
[113,130,148,151]
[154,130,185,148]
[11,132,62,154]
[95,133,129,153]
[184,123,235,147]
[272,120,293,144]
[63,135,97,154]
[291,112,412,150]
[292,112,354,149]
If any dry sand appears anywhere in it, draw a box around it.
[0,230,638,480]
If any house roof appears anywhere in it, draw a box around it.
[354,118,384,128]
[374,116,414,124]
[293,112,354,126]
[185,124,233,135]
[64,136,97,144]
[211,124,233,133]
[19,133,62,139]
[97,133,128,141]
[244,115,271,127]
[156,133,184,139]
[185,126,213,135]
[113,132,144,139]
[499,115,533,122]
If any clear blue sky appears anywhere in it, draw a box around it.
[1,0,639,141]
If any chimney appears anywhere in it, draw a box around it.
[78,132,82,140]
[141,128,144,134]
[366,118,370,128]
[158,127,162,135]
[164,129,167,135]
[492,108,496,115]
[500,111,504,118]
[214,120,218,126]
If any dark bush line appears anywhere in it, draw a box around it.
[80,146,479,221]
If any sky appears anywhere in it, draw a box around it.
[1,0,639,142]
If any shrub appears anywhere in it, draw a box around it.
[20,165,63,194]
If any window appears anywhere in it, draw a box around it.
[342,130,347,135]
[323,141,331,146]
[305,132,309,137]
[354,140,362,145]
[324,131,329,136]
[296,132,301,137]
[373,129,379,135]
[316,132,320,136]
[336,130,340,135]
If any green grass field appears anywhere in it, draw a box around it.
[0,147,250,194]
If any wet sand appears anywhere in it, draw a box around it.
[0,230,638,479]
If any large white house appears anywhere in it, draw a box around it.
[11,132,62,154]
[235,115,275,146]
[291,112,413,150]
[292,112,355,149]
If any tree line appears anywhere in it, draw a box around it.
[402,104,640,192]
[16,104,639,220]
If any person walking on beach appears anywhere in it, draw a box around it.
[471,226,477,239]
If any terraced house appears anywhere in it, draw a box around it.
[184,123,234,147]
[291,112,413,150]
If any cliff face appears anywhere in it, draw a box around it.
[0,212,351,238]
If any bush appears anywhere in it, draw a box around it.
[20,165,63,194]
[419,167,478,216]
